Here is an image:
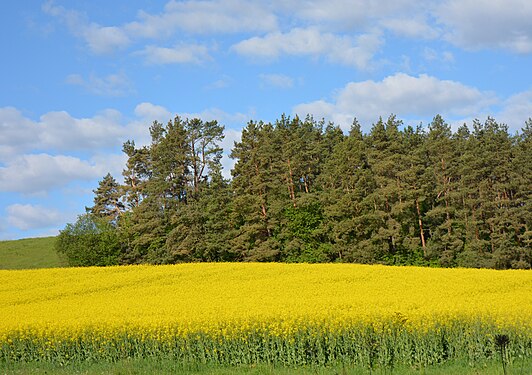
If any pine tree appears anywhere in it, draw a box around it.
[511,119,532,268]
[362,115,405,263]
[63,112,531,269]
[317,119,372,261]
[423,115,463,266]
[119,117,191,264]
[229,120,283,260]
[167,170,234,261]
[394,124,429,263]
[87,173,124,222]
[186,118,225,195]
[121,140,151,209]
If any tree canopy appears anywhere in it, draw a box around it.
[57,115,532,269]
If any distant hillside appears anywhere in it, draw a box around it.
[0,237,67,270]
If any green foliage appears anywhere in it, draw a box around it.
[281,201,331,262]
[55,214,121,267]
[87,173,124,221]
[2,320,531,373]
[57,114,532,269]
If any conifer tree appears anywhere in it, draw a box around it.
[230,120,283,260]
[423,115,463,265]
[87,173,124,222]
[60,113,531,269]
[186,118,225,195]
[121,140,151,209]
[318,119,372,261]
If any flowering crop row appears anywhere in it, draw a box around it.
[0,263,531,366]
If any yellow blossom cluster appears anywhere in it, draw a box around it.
[0,263,530,363]
[1,263,530,336]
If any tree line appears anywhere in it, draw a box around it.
[56,114,532,269]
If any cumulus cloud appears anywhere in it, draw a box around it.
[422,48,455,63]
[177,108,252,128]
[259,73,295,89]
[65,72,133,96]
[0,107,40,160]
[232,28,383,69]
[6,204,63,231]
[0,154,106,194]
[0,102,249,164]
[437,0,532,53]
[126,0,277,37]
[44,0,276,56]
[134,102,172,121]
[0,102,253,238]
[496,91,532,131]
[43,0,532,63]
[380,17,439,39]
[279,0,419,29]
[39,110,126,151]
[0,107,143,159]
[42,1,130,54]
[279,0,530,53]
[293,73,498,130]
[83,25,130,54]
[206,75,232,90]
[138,43,211,65]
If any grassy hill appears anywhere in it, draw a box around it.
[0,237,67,270]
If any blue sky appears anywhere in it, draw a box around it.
[1,0,531,240]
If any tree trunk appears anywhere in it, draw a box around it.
[416,198,427,256]
[191,138,199,193]
[287,159,296,207]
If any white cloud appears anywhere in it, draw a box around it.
[7,204,63,231]
[496,91,532,131]
[0,154,105,194]
[294,73,498,130]
[206,76,232,90]
[38,110,125,151]
[422,48,455,64]
[232,28,383,69]
[0,107,40,160]
[437,0,532,53]
[279,0,419,29]
[442,51,454,63]
[178,108,252,128]
[381,17,439,39]
[139,43,211,65]
[90,153,129,184]
[42,1,130,54]
[128,103,174,147]
[134,102,172,121]
[0,151,127,196]
[66,72,133,96]
[0,107,142,159]
[44,0,277,56]
[0,102,207,169]
[43,0,532,62]
[126,0,277,37]
[259,73,294,89]
[279,0,530,54]
[84,25,131,54]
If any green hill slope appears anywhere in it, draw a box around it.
[0,237,66,270]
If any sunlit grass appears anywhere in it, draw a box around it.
[0,237,66,270]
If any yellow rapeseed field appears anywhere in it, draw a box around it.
[0,263,531,365]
